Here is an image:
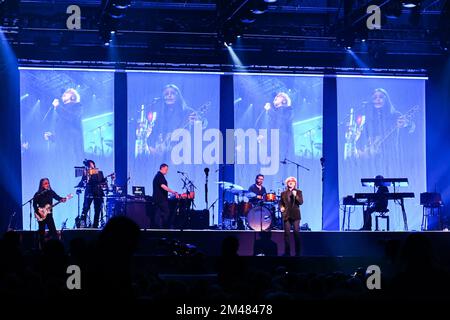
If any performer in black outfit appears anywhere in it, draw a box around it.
[78,160,106,228]
[361,175,389,231]
[248,174,267,204]
[279,176,303,256]
[152,163,179,229]
[33,178,67,248]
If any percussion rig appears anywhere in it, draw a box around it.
[217,181,282,231]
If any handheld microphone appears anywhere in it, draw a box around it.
[204,168,210,176]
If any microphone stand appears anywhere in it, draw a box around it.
[91,122,111,157]
[282,158,310,186]
[22,197,34,231]
[7,212,16,231]
[204,170,209,211]
[208,198,219,228]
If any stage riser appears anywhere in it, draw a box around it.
[14,230,450,260]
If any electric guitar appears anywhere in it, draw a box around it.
[154,101,211,153]
[362,105,419,157]
[35,194,73,222]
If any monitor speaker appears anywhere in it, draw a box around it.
[189,209,209,229]
[125,201,153,229]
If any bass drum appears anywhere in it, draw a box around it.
[247,206,272,231]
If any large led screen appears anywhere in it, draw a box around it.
[20,69,115,230]
[337,76,426,231]
[233,74,324,231]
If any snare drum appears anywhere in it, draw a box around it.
[264,193,277,202]
[247,206,272,231]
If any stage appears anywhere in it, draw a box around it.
[15,228,450,259]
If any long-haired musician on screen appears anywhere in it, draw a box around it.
[137,84,205,157]
[351,88,416,159]
[279,176,303,256]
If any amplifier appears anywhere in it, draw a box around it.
[189,210,210,229]
[420,192,442,207]
[125,201,154,229]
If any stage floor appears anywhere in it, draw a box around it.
[15,228,450,259]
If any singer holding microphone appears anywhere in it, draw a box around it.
[44,88,83,154]
[279,176,303,256]
[152,163,179,229]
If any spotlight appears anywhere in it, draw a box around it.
[110,30,115,35]
[385,1,402,18]
[240,13,256,24]
[402,1,420,8]
[222,26,240,46]
[250,1,268,15]
[109,6,126,19]
[264,0,277,3]
[264,103,271,111]
[113,0,131,10]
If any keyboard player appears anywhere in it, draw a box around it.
[361,175,389,230]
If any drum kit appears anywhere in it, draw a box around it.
[217,181,282,231]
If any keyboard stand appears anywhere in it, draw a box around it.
[400,198,408,231]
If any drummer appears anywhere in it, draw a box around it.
[248,174,267,204]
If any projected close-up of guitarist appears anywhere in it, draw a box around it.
[345,88,418,161]
[135,83,211,158]
[32,178,70,249]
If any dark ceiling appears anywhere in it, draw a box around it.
[1,0,449,71]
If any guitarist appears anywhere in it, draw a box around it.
[33,178,67,248]
[146,84,207,156]
[355,88,415,159]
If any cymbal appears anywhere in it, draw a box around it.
[215,181,244,191]
[229,189,256,197]
[243,191,257,198]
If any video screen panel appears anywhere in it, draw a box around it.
[337,76,426,231]
[20,68,115,229]
[127,72,220,225]
[233,74,324,230]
